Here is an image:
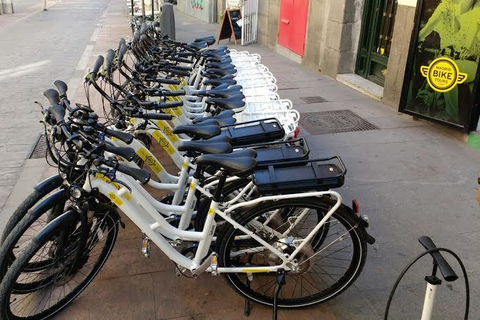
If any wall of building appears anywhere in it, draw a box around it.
[257,0,363,77]
[176,0,217,23]
[382,4,417,108]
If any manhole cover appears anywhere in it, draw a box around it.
[300,96,328,104]
[299,110,379,135]
[28,134,47,159]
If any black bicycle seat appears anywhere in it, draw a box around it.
[206,95,245,111]
[196,149,257,176]
[204,77,237,87]
[194,36,216,46]
[173,122,221,140]
[178,135,232,155]
[193,110,236,124]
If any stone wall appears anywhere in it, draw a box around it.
[177,0,217,23]
[257,0,363,77]
[382,5,417,108]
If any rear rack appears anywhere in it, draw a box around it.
[253,156,347,195]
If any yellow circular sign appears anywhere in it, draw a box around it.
[420,57,468,93]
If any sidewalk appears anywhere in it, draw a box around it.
[2,2,479,320]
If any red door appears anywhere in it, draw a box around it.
[278,0,309,56]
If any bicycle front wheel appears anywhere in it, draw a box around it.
[0,210,118,320]
[216,197,367,308]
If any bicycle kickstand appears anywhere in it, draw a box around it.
[244,277,252,317]
[272,268,286,320]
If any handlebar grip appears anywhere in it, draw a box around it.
[118,38,126,51]
[118,44,127,68]
[49,104,66,124]
[133,31,140,44]
[43,89,60,106]
[162,90,185,97]
[92,55,104,78]
[157,101,183,109]
[116,163,151,184]
[131,113,173,120]
[418,236,458,282]
[105,49,115,78]
[54,80,68,98]
[170,68,190,77]
[158,78,181,85]
[104,128,134,144]
[104,144,136,162]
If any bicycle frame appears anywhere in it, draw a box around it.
[84,170,343,274]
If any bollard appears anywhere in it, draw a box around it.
[160,3,175,40]
[42,0,47,11]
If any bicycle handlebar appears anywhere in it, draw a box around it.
[118,43,127,68]
[418,236,458,282]
[104,128,134,144]
[105,49,115,78]
[92,55,104,78]
[104,144,136,162]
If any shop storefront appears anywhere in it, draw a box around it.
[399,0,480,131]
[256,0,480,132]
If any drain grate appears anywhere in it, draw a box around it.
[299,110,379,135]
[300,96,328,104]
[28,134,47,159]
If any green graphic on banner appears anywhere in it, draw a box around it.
[403,0,480,128]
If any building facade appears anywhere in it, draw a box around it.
[178,0,480,132]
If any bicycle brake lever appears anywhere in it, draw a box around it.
[111,177,132,193]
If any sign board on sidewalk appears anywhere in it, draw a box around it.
[399,0,480,131]
[218,9,242,45]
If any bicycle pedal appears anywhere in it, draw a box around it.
[142,235,151,258]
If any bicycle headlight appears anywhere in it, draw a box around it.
[70,186,83,199]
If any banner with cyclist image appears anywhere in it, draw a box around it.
[400,0,480,129]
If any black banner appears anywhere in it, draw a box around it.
[400,0,480,130]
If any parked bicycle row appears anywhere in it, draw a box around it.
[0,21,375,320]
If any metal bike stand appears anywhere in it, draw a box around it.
[272,269,286,320]
[244,279,251,317]
[243,268,286,320]
[418,236,458,320]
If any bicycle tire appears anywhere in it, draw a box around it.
[216,197,367,308]
[0,190,69,279]
[0,211,118,320]
[0,184,63,245]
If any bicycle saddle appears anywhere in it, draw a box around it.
[206,56,232,64]
[204,77,237,87]
[203,68,237,79]
[205,62,236,70]
[194,36,216,46]
[193,110,236,124]
[178,135,232,155]
[187,42,208,51]
[206,95,245,111]
[196,149,257,177]
[173,122,221,140]
[206,85,242,98]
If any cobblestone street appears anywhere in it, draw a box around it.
[0,0,109,220]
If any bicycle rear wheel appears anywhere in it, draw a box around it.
[216,197,367,307]
[0,210,118,320]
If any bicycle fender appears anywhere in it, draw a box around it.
[344,205,376,245]
[29,189,68,220]
[33,209,79,244]
[33,174,63,193]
